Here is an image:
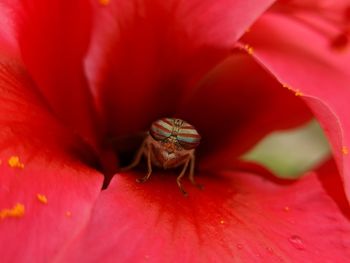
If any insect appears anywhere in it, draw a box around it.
[122,118,202,196]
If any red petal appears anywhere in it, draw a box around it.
[0,58,103,262]
[242,12,350,201]
[177,51,312,165]
[58,162,350,262]
[12,0,99,145]
[0,1,19,59]
[87,0,277,137]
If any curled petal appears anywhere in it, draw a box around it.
[242,12,350,201]
[177,51,312,167]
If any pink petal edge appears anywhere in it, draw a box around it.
[242,12,350,202]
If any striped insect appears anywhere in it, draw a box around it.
[122,118,202,196]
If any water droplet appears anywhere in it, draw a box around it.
[236,244,243,250]
[288,235,305,250]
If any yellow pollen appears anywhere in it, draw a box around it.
[37,194,48,204]
[99,0,110,5]
[282,83,292,90]
[284,206,290,212]
[342,146,349,155]
[244,44,254,55]
[294,90,303,96]
[0,203,25,219]
[65,211,72,217]
[220,220,225,224]
[282,84,303,96]
[8,156,24,169]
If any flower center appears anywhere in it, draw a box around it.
[272,0,350,51]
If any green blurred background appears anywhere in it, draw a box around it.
[242,120,330,179]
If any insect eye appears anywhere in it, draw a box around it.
[149,118,201,149]
[176,124,201,150]
[150,118,173,141]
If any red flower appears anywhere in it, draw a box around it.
[0,0,350,262]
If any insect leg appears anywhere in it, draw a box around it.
[121,139,147,171]
[136,145,153,183]
[177,157,190,196]
[188,153,203,190]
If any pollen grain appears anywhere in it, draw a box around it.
[8,156,24,169]
[65,211,72,217]
[282,83,292,90]
[294,90,303,96]
[37,194,48,204]
[0,203,25,219]
[342,146,349,155]
[99,0,110,5]
[244,44,254,55]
